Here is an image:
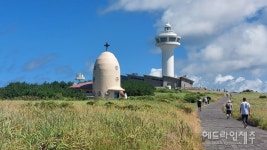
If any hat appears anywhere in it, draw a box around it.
[228,100,231,103]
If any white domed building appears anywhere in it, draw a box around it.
[92,46,125,99]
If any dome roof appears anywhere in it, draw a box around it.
[97,51,119,66]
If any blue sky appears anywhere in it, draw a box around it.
[1,0,267,92]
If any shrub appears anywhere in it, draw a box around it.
[242,89,253,92]
[122,104,139,111]
[128,95,155,101]
[260,121,267,130]
[183,93,198,103]
[175,104,192,114]
[34,101,57,109]
[86,101,95,105]
[0,81,87,100]
[143,104,152,109]
[59,102,73,108]
[104,101,115,108]
[259,95,267,98]
[122,80,155,96]
[248,115,261,127]
[167,93,180,100]
[156,88,182,93]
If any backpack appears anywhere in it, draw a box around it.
[226,103,231,109]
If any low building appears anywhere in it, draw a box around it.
[121,74,194,89]
[69,74,194,98]
[69,81,93,98]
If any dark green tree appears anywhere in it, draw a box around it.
[0,81,87,100]
[121,80,155,96]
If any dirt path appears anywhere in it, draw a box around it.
[198,96,267,150]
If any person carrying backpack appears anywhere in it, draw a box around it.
[225,99,233,119]
[197,98,202,111]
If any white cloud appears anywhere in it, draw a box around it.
[149,68,162,77]
[235,77,245,83]
[182,24,267,76]
[23,55,56,71]
[187,75,203,87]
[103,0,176,13]
[237,79,264,92]
[104,0,267,92]
[215,74,234,84]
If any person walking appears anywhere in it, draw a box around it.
[204,97,208,105]
[207,96,211,104]
[197,98,202,111]
[225,99,233,119]
[240,97,250,128]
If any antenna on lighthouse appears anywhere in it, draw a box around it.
[75,73,85,83]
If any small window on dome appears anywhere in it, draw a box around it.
[115,66,118,70]
[115,77,119,82]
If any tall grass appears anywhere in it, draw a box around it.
[229,92,267,130]
[0,99,203,150]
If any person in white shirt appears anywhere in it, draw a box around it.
[240,97,250,128]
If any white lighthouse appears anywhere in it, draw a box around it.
[155,23,181,77]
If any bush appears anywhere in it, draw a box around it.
[104,101,115,108]
[122,104,139,111]
[242,89,253,92]
[127,95,155,101]
[122,80,155,96]
[156,88,182,93]
[34,101,57,109]
[183,93,198,103]
[86,101,95,105]
[248,115,261,127]
[175,104,192,114]
[59,102,73,108]
[260,121,267,130]
[0,81,87,100]
[259,95,267,98]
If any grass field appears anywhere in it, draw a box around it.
[0,89,224,150]
[225,92,267,130]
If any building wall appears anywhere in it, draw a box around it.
[121,74,194,89]
[162,76,180,89]
[181,80,192,88]
[180,77,194,89]
[144,75,163,87]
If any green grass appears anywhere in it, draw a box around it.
[229,92,267,130]
[0,89,223,150]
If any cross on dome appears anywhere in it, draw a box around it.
[104,42,110,51]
